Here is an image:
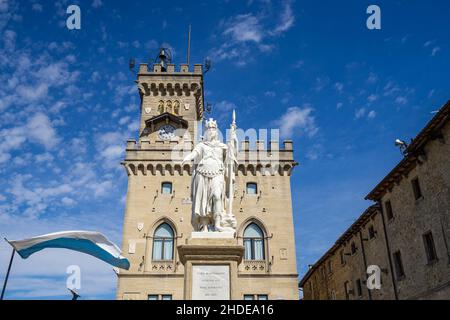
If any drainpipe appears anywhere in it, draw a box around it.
[378,200,399,300]
[359,230,372,300]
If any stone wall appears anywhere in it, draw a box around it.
[301,104,450,300]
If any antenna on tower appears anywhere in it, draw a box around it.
[187,24,191,66]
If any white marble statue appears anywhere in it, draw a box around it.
[182,112,238,232]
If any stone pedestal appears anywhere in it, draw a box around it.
[177,235,244,300]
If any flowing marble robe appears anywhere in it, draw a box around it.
[189,140,229,230]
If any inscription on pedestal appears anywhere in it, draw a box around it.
[192,265,230,300]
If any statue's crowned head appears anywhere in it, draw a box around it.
[204,118,218,141]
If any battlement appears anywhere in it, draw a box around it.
[138,63,203,75]
[124,139,295,164]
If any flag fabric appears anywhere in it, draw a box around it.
[6,231,130,270]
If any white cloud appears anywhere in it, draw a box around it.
[367,94,378,103]
[273,106,318,138]
[35,152,54,163]
[395,96,407,105]
[334,82,344,93]
[61,196,76,206]
[431,46,440,56]
[215,100,237,112]
[306,144,324,161]
[271,0,294,35]
[92,0,102,8]
[26,113,60,149]
[367,110,376,119]
[293,60,304,69]
[0,113,59,164]
[367,72,378,84]
[223,14,263,43]
[210,1,295,64]
[31,3,42,12]
[355,108,366,119]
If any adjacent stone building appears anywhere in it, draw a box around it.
[300,100,450,300]
[116,53,299,300]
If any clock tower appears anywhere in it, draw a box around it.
[117,49,299,300]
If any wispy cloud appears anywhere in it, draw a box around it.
[273,105,318,138]
[209,1,295,65]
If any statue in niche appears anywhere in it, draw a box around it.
[158,100,164,114]
[173,100,180,115]
[182,112,238,232]
[166,100,172,113]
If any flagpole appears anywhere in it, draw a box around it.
[1,246,15,300]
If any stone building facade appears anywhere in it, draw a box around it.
[300,100,450,300]
[116,57,299,300]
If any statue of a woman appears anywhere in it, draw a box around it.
[182,118,237,232]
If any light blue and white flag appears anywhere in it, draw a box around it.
[6,231,130,270]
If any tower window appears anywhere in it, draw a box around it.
[152,223,174,261]
[393,250,405,279]
[423,231,438,263]
[246,182,257,195]
[243,223,265,260]
[411,177,423,200]
[161,182,172,194]
[385,200,394,221]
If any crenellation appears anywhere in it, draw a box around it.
[166,64,175,73]
[127,140,137,149]
[193,64,202,74]
[283,140,293,151]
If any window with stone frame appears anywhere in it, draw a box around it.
[161,181,173,194]
[344,281,350,300]
[243,223,265,260]
[393,250,405,279]
[152,223,174,261]
[385,200,394,221]
[246,182,258,195]
[327,259,333,274]
[411,177,423,200]
[340,250,345,265]
[423,231,438,263]
[368,225,376,239]
[351,241,357,255]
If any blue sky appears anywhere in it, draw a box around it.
[0,0,449,299]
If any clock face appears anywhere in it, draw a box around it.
[158,124,175,140]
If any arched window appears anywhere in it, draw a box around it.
[152,223,174,261]
[161,182,172,194]
[246,182,257,195]
[243,223,265,260]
